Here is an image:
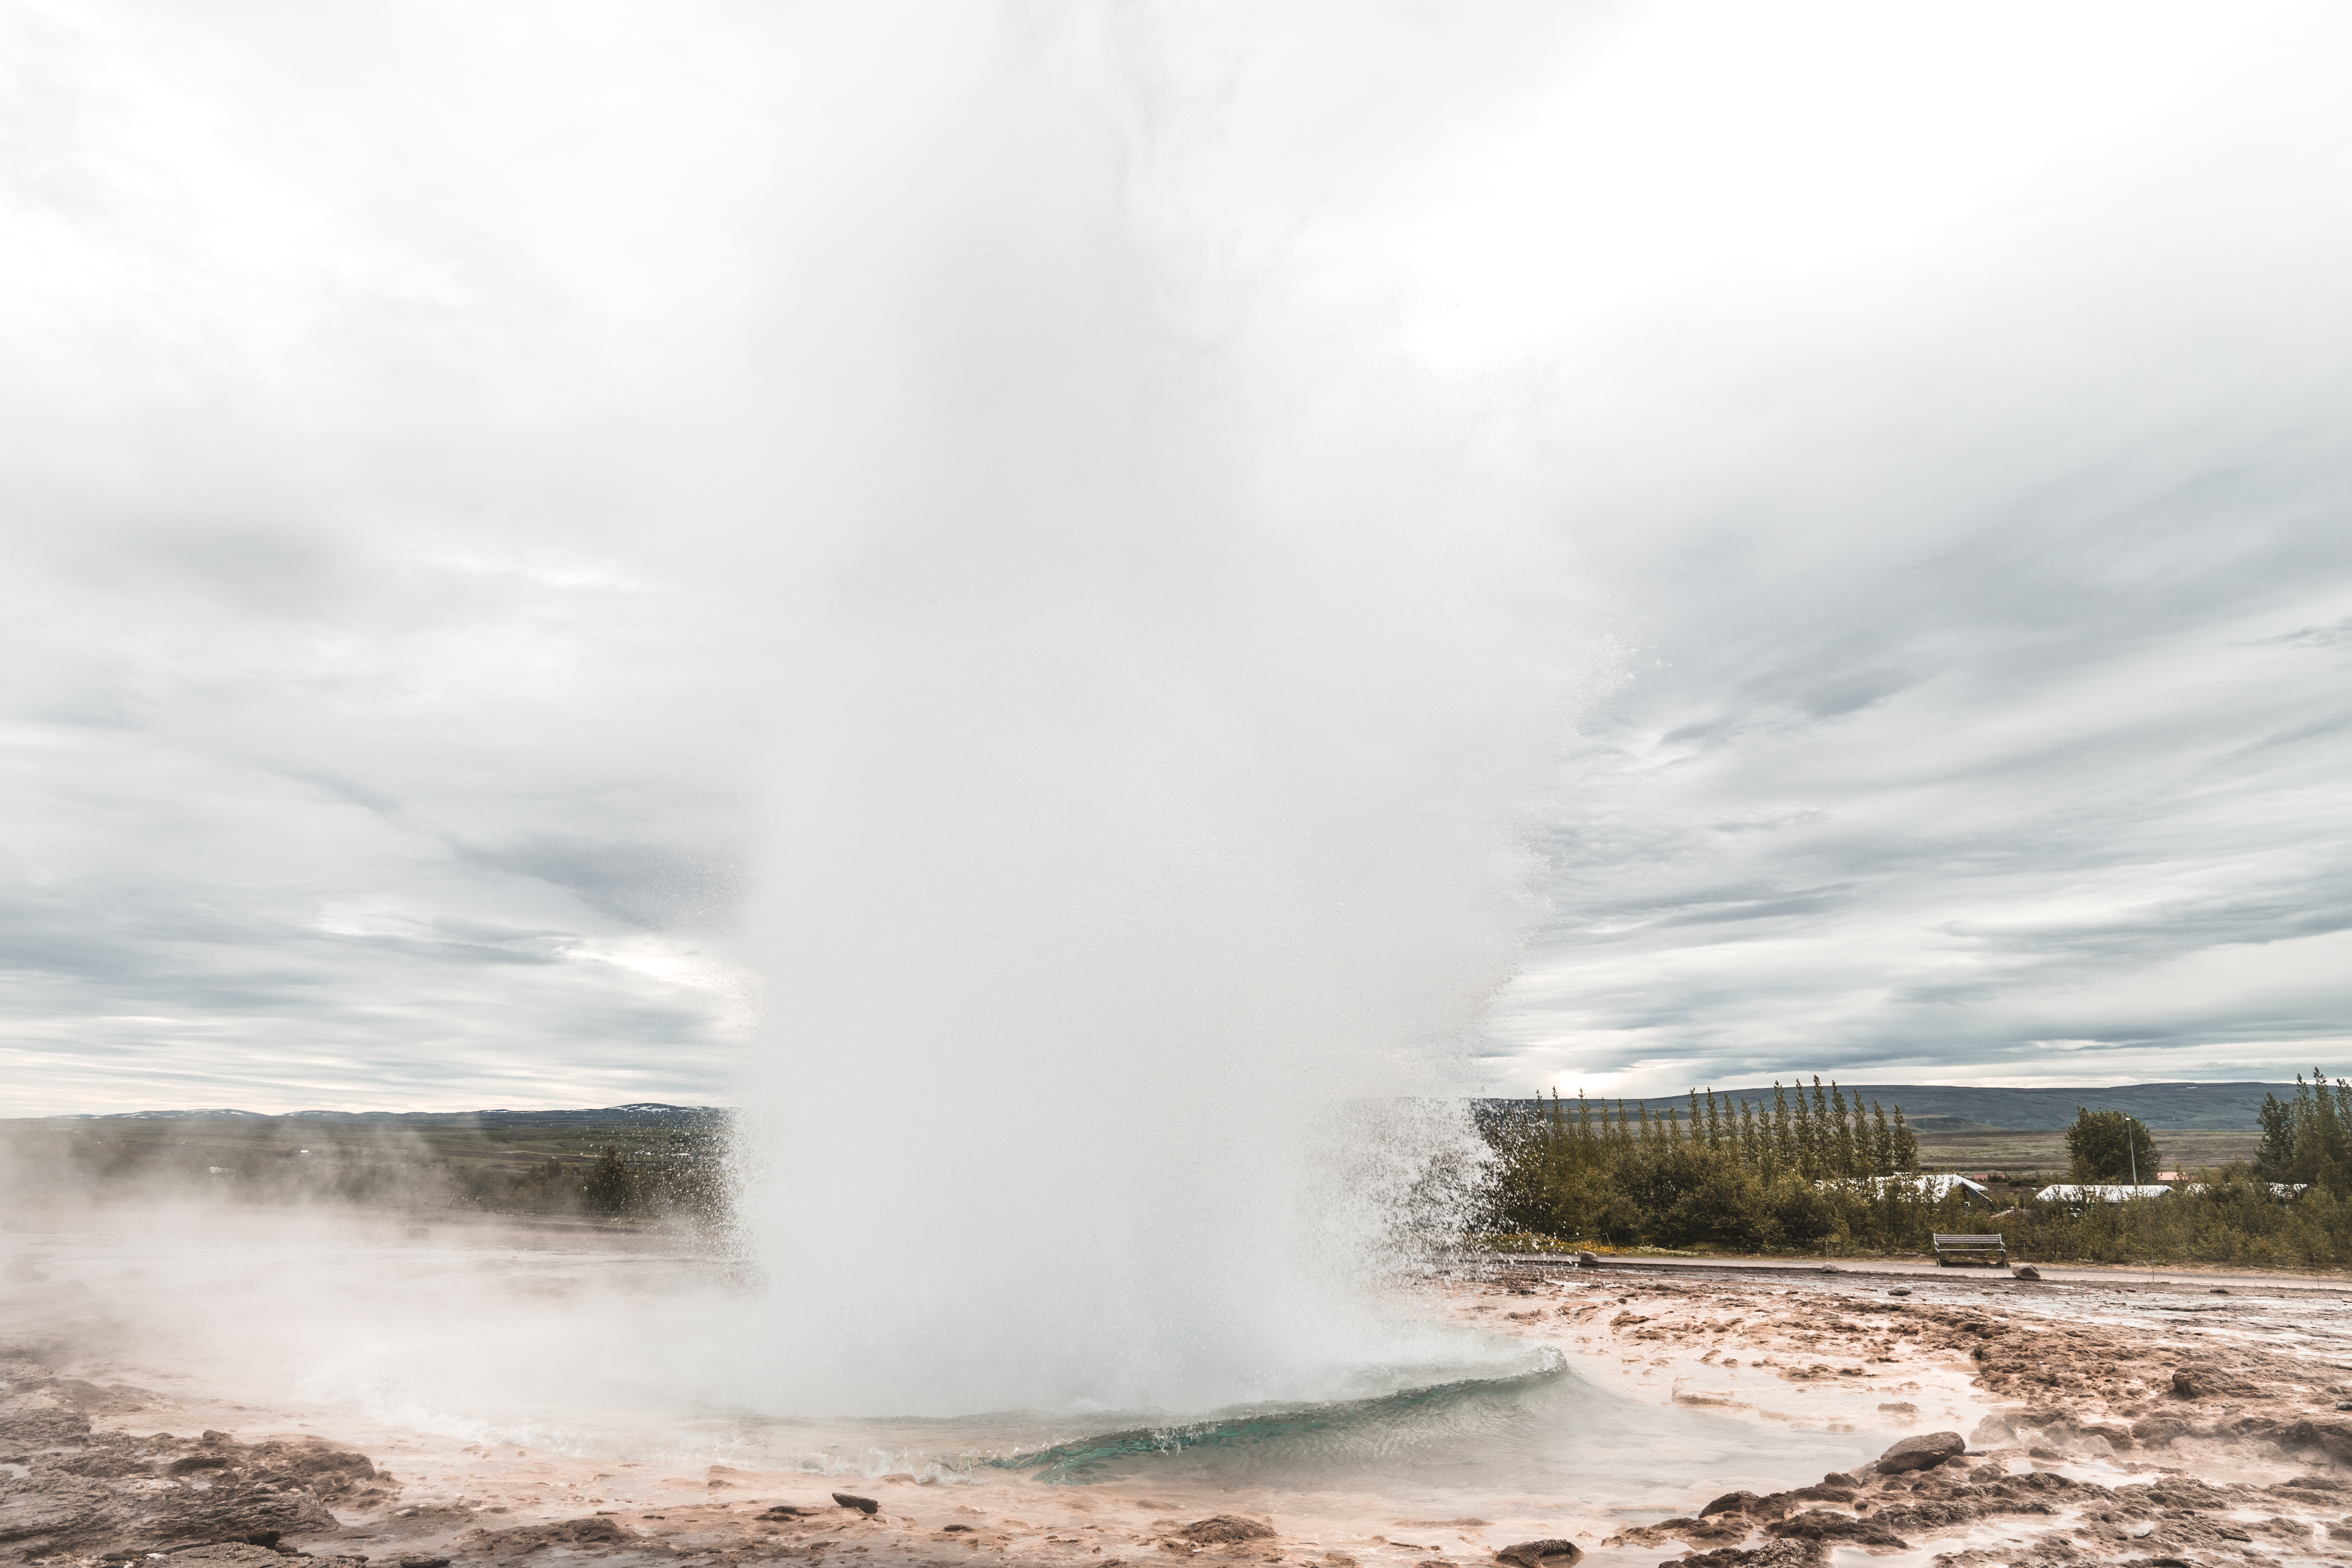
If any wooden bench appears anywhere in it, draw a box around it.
[1933,1232,2009,1267]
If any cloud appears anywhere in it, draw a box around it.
[3,2,2349,1112]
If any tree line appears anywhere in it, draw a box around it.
[1484,1069,2352,1270]
[0,1122,729,1227]
[1483,1079,1940,1253]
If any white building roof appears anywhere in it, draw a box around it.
[1845,1174,1992,1201]
[2036,1184,2174,1202]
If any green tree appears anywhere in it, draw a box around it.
[583,1145,637,1215]
[2252,1071,2352,1196]
[2065,1108,2160,1182]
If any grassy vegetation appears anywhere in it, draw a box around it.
[1482,1072,2352,1271]
[0,1107,728,1227]
[1911,1126,2262,1175]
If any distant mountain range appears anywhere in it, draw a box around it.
[1482,1081,2305,1131]
[20,1104,727,1127]
[11,1083,2314,1132]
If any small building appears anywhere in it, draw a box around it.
[1850,1174,1995,1209]
[2035,1184,2174,1205]
[2175,1182,2309,1200]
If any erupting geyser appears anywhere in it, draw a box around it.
[731,8,1591,1419]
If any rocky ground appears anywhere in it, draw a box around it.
[1453,1263,2352,1568]
[9,1261,2352,1568]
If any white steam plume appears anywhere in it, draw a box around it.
[732,5,1599,1418]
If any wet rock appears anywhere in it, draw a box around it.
[2171,1362,2268,1401]
[1699,1491,1762,1518]
[1179,1515,1275,1544]
[454,1516,631,1556]
[1765,1511,1907,1549]
[831,1491,879,1515]
[155,1546,285,1568]
[1887,1288,1911,1297]
[1671,1540,1821,1568]
[152,1484,341,1546]
[1493,1538,1581,1566]
[1870,1499,1984,1535]
[2011,1266,2041,1281]
[54,1450,154,1480]
[241,1437,379,1500]
[0,1407,94,1450]
[0,1471,114,1548]
[2279,1417,2352,1462]
[1875,1431,1965,1474]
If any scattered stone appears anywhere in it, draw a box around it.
[2211,1287,2229,1295]
[1887,1288,1911,1297]
[1179,1515,1275,1544]
[397,1557,450,1568]
[1494,1538,1582,1566]
[941,1524,974,1533]
[1576,1252,1600,1266]
[831,1492,880,1514]
[2336,1401,2352,1412]
[2011,1266,2041,1280]
[1875,1431,1966,1474]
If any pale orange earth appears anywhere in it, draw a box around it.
[11,1260,2352,1567]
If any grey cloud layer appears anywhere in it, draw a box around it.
[5,3,2349,1111]
[1493,311,2352,1091]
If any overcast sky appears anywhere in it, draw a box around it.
[3,2,2347,1114]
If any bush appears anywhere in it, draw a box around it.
[1479,1069,2352,1269]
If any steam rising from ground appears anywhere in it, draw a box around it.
[1,2,1599,1426]
[730,10,1593,1416]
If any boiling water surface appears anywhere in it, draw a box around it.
[6,1211,1881,1517]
